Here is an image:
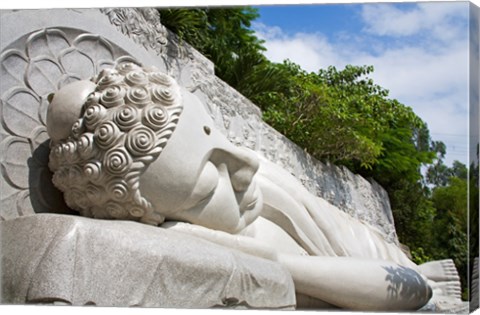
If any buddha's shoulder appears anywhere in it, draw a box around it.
[241,217,308,256]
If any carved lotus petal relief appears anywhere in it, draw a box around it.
[15,191,36,217]
[60,48,96,80]
[26,57,64,96]
[73,34,115,68]
[0,127,51,213]
[0,187,23,221]
[1,136,31,189]
[1,88,41,138]
[0,50,29,92]
[26,29,71,60]
[29,126,50,161]
[1,27,146,219]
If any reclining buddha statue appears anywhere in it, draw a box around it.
[45,62,460,311]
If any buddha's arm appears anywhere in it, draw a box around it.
[161,221,278,261]
[278,254,432,311]
[161,220,432,310]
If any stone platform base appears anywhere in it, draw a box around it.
[0,214,295,309]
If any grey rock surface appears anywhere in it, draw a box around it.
[0,213,295,308]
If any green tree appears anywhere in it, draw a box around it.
[431,172,469,298]
[469,146,479,302]
[427,142,468,186]
[388,178,436,264]
[159,7,271,96]
[253,62,436,177]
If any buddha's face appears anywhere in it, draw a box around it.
[139,90,263,233]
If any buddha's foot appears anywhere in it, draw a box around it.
[432,280,462,300]
[419,259,460,282]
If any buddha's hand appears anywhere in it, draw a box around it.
[161,221,278,261]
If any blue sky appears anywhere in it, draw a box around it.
[251,2,472,167]
[255,4,365,36]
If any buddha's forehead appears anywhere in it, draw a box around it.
[139,90,225,213]
[160,90,220,168]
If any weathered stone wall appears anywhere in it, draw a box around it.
[0,7,398,244]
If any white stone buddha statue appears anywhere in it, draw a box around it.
[46,63,460,311]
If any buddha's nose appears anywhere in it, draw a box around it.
[210,146,259,192]
[229,147,259,192]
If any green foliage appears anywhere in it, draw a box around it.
[410,247,433,265]
[428,161,469,298]
[252,62,436,179]
[388,179,436,250]
[158,8,207,43]
[432,176,468,226]
[469,148,479,301]
[159,7,268,93]
[427,142,468,186]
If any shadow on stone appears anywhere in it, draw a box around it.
[383,265,431,305]
[28,139,75,215]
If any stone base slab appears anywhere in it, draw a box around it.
[0,214,295,309]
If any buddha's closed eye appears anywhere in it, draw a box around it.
[182,161,219,210]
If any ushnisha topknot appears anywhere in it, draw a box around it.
[48,62,183,225]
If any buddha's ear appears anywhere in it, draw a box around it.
[47,93,55,103]
[46,80,96,143]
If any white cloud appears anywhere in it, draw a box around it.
[254,23,341,71]
[253,3,470,166]
[355,42,468,102]
[361,2,468,43]
[254,22,367,71]
[361,5,422,37]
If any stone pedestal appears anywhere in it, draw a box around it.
[0,214,295,309]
